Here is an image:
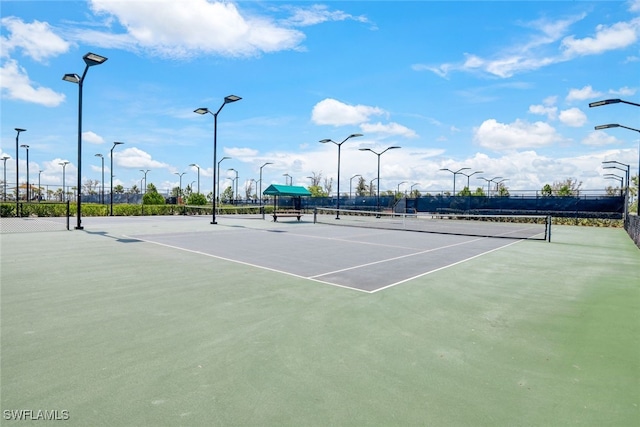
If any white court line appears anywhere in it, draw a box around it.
[370,239,522,293]
[309,237,486,279]
[122,234,372,293]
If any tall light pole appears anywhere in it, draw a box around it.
[189,163,200,194]
[20,144,30,201]
[439,167,470,196]
[349,174,361,200]
[2,155,11,202]
[14,128,26,214]
[595,124,640,214]
[283,173,292,186]
[320,133,363,219]
[460,170,483,192]
[603,160,630,218]
[63,52,108,230]
[174,172,185,203]
[259,162,272,206]
[410,183,420,197]
[397,181,407,196]
[477,176,502,197]
[228,168,238,204]
[38,170,43,202]
[604,173,624,195]
[194,94,242,224]
[359,146,401,212]
[495,178,509,196]
[95,154,104,204]
[110,141,124,215]
[217,156,231,205]
[140,169,150,195]
[59,161,69,201]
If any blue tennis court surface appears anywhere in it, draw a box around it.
[128,220,536,292]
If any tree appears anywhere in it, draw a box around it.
[356,176,368,197]
[83,179,99,195]
[553,178,582,196]
[541,184,553,196]
[129,184,139,195]
[245,181,254,200]
[221,186,233,203]
[458,186,471,196]
[142,182,165,205]
[473,187,485,196]
[323,177,333,196]
[186,192,207,205]
[113,184,125,194]
[497,183,510,196]
[308,185,327,197]
[308,172,323,187]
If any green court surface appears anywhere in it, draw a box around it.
[1,217,638,426]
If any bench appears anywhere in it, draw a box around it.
[273,210,303,222]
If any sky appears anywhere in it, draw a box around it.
[1,0,639,200]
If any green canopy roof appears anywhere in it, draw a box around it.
[263,184,311,197]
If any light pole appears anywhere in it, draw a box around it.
[14,128,26,214]
[477,176,502,197]
[259,162,272,206]
[63,52,108,229]
[20,144,30,201]
[320,133,363,219]
[228,168,238,204]
[59,161,69,201]
[95,154,104,204]
[397,181,407,197]
[439,167,470,196]
[594,123,640,214]
[283,173,292,186]
[460,170,483,192]
[38,170,43,202]
[110,141,124,215]
[495,178,509,196]
[359,146,401,212]
[189,163,200,194]
[349,174,361,200]
[194,94,242,224]
[604,173,624,195]
[2,155,11,202]
[174,172,185,203]
[410,183,420,197]
[140,169,150,195]
[217,156,231,205]
[603,160,630,217]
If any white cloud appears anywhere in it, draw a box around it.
[83,131,104,145]
[0,59,65,106]
[86,0,305,58]
[558,108,587,127]
[311,98,385,126]
[115,147,171,169]
[0,17,70,62]
[561,18,640,56]
[474,119,563,151]
[529,104,558,120]
[582,131,620,147]
[359,122,418,139]
[224,147,259,158]
[282,4,369,27]
[566,85,603,102]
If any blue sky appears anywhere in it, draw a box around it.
[1,0,639,199]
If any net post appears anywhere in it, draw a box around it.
[66,200,70,230]
[546,215,552,242]
[313,207,318,224]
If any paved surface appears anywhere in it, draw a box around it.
[1,215,639,426]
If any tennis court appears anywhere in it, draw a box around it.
[1,214,638,426]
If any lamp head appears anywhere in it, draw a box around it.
[62,74,80,84]
[15,128,26,133]
[319,139,332,144]
[95,154,103,158]
[83,52,108,67]
[589,99,621,107]
[194,108,210,115]
[20,144,29,149]
[595,124,620,130]
[224,95,241,104]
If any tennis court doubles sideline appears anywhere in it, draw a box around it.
[127,221,535,293]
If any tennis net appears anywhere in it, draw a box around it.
[313,208,551,241]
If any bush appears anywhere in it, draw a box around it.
[143,192,166,205]
[186,193,207,205]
